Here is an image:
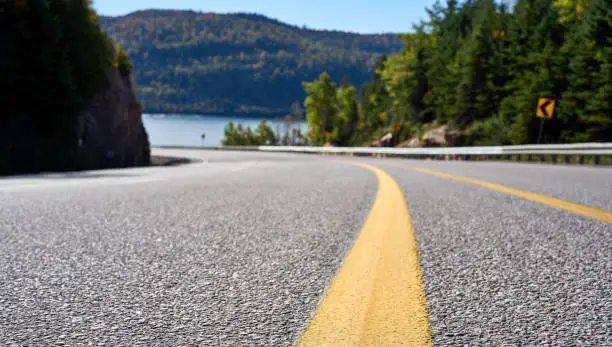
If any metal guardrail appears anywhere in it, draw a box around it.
[156,143,612,164]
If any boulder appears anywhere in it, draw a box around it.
[422,125,448,147]
[444,130,464,147]
[380,133,394,147]
[78,66,150,168]
[398,138,422,148]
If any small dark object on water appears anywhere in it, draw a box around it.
[201,133,206,139]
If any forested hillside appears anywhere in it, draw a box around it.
[99,10,403,116]
[230,0,609,147]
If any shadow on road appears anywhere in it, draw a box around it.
[0,172,144,182]
[39,172,142,179]
[0,156,197,182]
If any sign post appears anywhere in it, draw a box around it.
[537,118,545,144]
[536,97,555,144]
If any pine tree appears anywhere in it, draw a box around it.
[560,0,612,141]
[447,0,508,128]
[499,0,568,144]
[381,29,432,130]
[424,0,476,122]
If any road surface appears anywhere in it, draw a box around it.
[0,148,610,346]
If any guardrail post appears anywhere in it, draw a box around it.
[552,155,557,164]
[578,155,584,165]
[594,155,600,165]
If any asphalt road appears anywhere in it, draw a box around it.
[0,148,610,346]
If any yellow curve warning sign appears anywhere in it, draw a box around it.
[537,98,555,119]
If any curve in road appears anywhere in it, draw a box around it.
[0,148,609,346]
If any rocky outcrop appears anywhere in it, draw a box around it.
[78,67,150,168]
[369,133,395,147]
[421,126,446,147]
[421,125,464,147]
[398,138,422,148]
[396,125,465,148]
[444,129,464,147]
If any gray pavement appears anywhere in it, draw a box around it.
[372,157,612,211]
[381,164,612,346]
[0,149,610,346]
[0,151,377,346]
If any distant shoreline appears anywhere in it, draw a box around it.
[143,113,306,121]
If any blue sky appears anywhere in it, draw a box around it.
[93,0,439,34]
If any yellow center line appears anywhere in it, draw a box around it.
[381,162,612,224]
[296,162,432,347]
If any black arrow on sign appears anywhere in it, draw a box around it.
[540,99,553,118]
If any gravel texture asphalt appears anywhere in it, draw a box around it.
[0,149,610,346]
[0,150,376,346]
[375,158,612,211]
[379,163,611,346]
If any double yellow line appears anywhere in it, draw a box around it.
[383,163,612,224]
[296,161,611,346]
[296,162,432,346]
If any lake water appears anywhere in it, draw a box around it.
[143,114,307,147]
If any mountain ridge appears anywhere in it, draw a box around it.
[99,9,404,117]
[101,10,403,36]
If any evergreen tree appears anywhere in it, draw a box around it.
[424,0,476,122]
[561,0,612,141]
[287,0,611,146]
[500,0,568,144]
[446,0,510,129]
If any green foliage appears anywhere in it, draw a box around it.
[99,10,403,117]
[0,0,117,174]
[289,0,612,147]
[278,102,309,145]
[303,72,339,145]
[335,83,359,146]
[559,0,612,142]
[114,46,132,74]
[464,116,511,145]
[222,119,280,145]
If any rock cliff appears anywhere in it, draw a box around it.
[78,67,150,168]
